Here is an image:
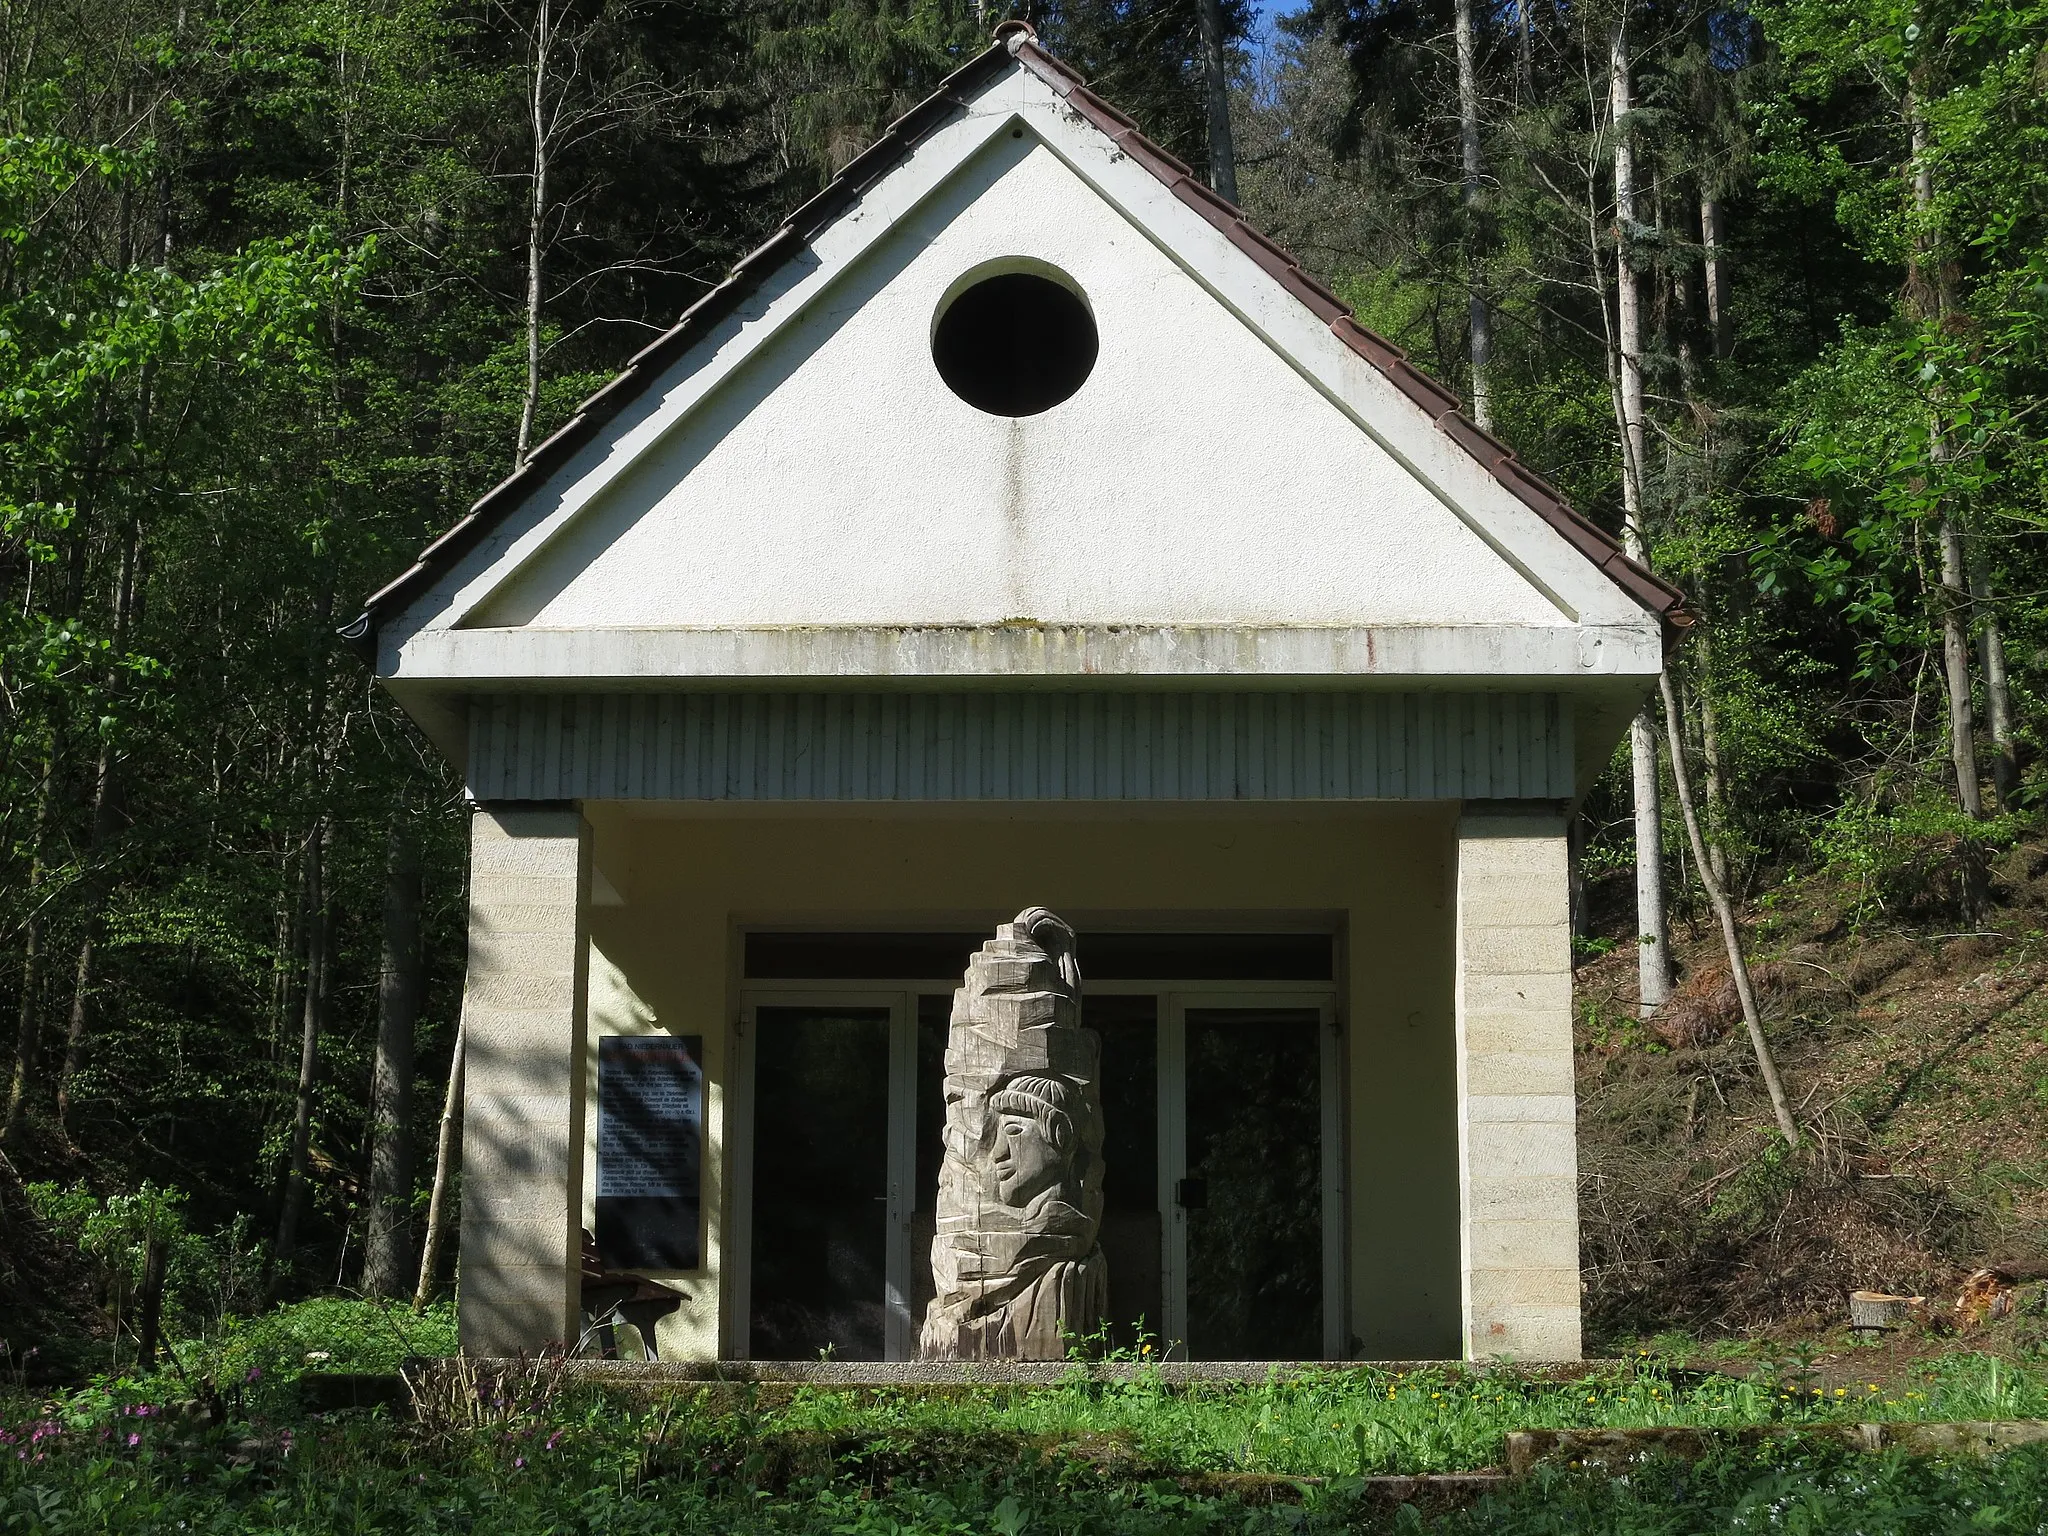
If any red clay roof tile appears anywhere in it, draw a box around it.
[1329,314,1407,370]
[1064,86,1139,134]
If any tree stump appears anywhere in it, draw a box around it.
[1849,1290,1920,1334]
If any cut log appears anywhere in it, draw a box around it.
[1956,1269,2018,1326]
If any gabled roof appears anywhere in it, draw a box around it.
[342,22,1688,653]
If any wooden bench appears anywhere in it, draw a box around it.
[580,1231,684,1361]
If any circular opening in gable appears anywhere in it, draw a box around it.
[931,269,1098,417]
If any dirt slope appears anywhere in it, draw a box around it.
[1573,833,2048,1348]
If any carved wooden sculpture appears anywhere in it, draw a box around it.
[920,908,1108,1359]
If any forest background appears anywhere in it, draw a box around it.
[0,0,2043,1359]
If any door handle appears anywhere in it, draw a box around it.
[1176,1178,1208,1210]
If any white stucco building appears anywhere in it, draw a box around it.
[348,22,1687,1364]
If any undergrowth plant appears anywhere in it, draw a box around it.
[4,1349,2048,1532]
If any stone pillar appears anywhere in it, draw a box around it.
[1453,809,1581,1361]
[457,805,591,1356]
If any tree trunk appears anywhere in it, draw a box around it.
[1611,24,1650,536]
[1567,814,1588,946]
[3,911,43,1142]
[1455,0,1493,429]
[136,1233,168,1371]
[2,753,54,1143]
[1610,17,1671,1015]
[362,825,422,1300]
[1936,511,1983,821]
[1629,712,1672,1014]
[54,934,95,1140]
[57,748,122,1139]
[1515,0,1532,98]
[412,1025,464,1312]
[1701,195,1730,360]
[1196,0,1238,204]
[272,822,330,1293]
[55,742,118,1140]
[1901,77,1984,839]
[1688,196,1734,886]
[1692,618,1732,888]
[1660,671,1800,1149]
[270,857,305,1065]
[1668,188,1696,392]
[515,0,555,467]
[56,513,140,1140]
[1967,549,2018,810]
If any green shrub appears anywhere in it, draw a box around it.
[195,1297,456,1390]
[21,1180,266,1372]
[1815,797,2036,925]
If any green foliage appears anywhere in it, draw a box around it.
[1291,0,2048,900]
[0,0,769,1305]
[1034,1,1253,177]
[1472,1444,2048,1536]
[641,1356,2048,1478]
[23,1181,185,1283]
[752,1,984,175]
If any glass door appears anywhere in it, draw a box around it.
[742,1001,912,1361]
[1162,998,1344,1360]
[736,978,1342,1362]
[1087,995,1163,1353]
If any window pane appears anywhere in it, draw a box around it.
[910,994,951,1330]
[1087,994,1160,1354]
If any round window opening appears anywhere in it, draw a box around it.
[932,270,1098,417]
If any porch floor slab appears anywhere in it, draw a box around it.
[544,1358,1621,1386]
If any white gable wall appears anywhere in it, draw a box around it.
[368,54,1664,821]
[475,132,1562,632]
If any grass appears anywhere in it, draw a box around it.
[6,1317,2048,1531]
[737,1353,2048,1478]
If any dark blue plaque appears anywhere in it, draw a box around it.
[595,1034,702,1270]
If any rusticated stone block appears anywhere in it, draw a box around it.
[457,807,590,1358]
[1456,810,1580,1363]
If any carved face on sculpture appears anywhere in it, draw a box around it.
[988,1075,1076,1210]
[993,1112,1065,1206]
